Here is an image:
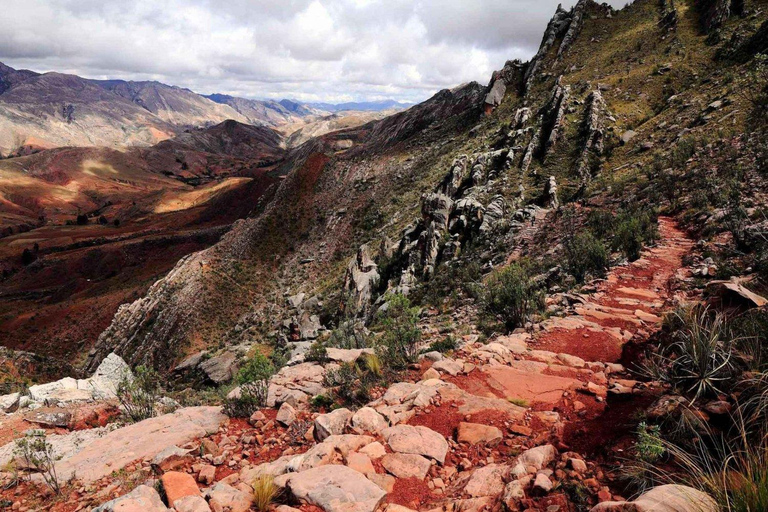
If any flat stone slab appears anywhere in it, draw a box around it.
[282,465,386,512]
[55,406,226,483]
[481,366,582,406]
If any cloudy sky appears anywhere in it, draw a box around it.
[0,0,620,104]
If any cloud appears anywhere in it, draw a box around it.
[0,0,622,103]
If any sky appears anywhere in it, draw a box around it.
[0,0,624,104]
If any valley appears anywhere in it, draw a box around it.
[0,0,767,511]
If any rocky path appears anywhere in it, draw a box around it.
[0,218,706,512]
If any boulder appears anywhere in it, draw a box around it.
[382,425,449,463]
[207,482,253,512]
[517,444,557,472]
[199,351,238,384]
[174,495,212,512]
[381,453,432,479]
[351,407,388,434]
[484,79,507,108]
[0,392,20,413]
[161,471,201,506]
[457,423,503,446]
[464,464,509,497]
[532,473,553,494]
[315,408,353,441]
[92,485,170,512]
[432,359,463,376]
[26,408,72,428]
[282,465,387,512]
[346,451,375,475]
[152,445,194,472]
[54,406,226,483]
[276,402,297,427]
[590,484,717,512]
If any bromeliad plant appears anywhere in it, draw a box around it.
[644,304,738,402]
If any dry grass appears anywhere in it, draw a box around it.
[251,474,280,512]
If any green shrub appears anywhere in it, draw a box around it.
[224,353,275,418]
[565,232,609,283]
[116,365,161,423]
[422,336,459,354]
[305,341,329,364]
[613,208,659,261]
[309,394,334,410]
[327,320,368,349]
[236,353,274,385]
[480,264,544,331]
[323,361,370,406]
[223,382,268,418]
[636,422,665,463]
[375,294,421,370]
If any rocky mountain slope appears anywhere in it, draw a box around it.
[2,0,768,510]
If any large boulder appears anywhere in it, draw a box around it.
[351,407,388,434]
[315,408,353,441]
[93,485,170,512]
[281,465,387,512]
[591,484,717,512]
[199,351,239,384]
[381,453,432,479]
[464,464,510,497]
[54,406,226,483]
[382,425,449,463]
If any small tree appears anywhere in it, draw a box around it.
[116,365,161,422]
[565,232,609,283]
[375,294,421,371]
[14,431,61,494]
[481,264,544,331]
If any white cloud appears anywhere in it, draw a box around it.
[0,0,624,103]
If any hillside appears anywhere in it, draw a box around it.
[0,121,285,364]
[1,0,768,510]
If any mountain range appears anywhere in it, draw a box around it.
[0,62,409,156]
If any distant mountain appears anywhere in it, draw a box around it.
[204,94,323,126]
[0,62,320,156]
[306,99,414,112]
[94,80,247,127]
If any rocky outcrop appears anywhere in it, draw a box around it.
[542,81,571,157]
[524,5,573,93]
[342,245,381,318]
[0,353,131,409]
[697,0,744,33]
[557,0,588,59]
[93,485,170,512]
[575,89,606,182]
[54,406,226,483]
[484,60,526,112]
[660,0,678,29]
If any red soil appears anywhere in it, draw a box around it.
[535,327,624,363]
[386,477,435,509]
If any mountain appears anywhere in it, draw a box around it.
[204,93,323,126]
[0,64,324,157]
[93,80,248,127]
[2,0,768,509]
[307,99,414,112]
